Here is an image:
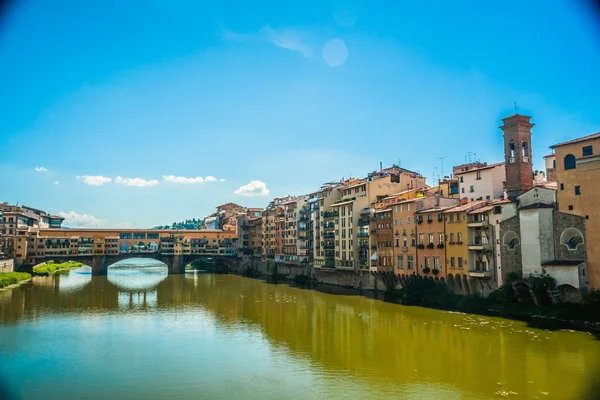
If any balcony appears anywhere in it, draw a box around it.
[468,238,491,251]
[358,219,370,226]
[323,232,335,239]
[324,223,335,230]
[468,268,491,278]
[323,211,338,219]
[358,232,369,238]
[467,219,489,228]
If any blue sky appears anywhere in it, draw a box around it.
[1,0,599,228]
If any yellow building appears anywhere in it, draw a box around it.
[443,200,487,293]
[551,132,600,290]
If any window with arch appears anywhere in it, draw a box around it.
[560,227,584,250]
[564,154,576,170]
[503,231,520,249]
[509,140,515,159]
[521,140,528,160]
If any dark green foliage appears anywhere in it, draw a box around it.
[456,294,488,314]
[399,278,458,310]
[0,272,31,288]
[153,218,203,230]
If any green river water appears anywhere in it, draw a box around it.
[0,261,599,399]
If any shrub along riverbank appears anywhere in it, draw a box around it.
[385,274,600,326]
[33,261,84,275]
[0,272,31,289]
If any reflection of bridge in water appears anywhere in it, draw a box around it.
[26,228,240,275]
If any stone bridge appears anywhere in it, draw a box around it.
[30,252,239,276]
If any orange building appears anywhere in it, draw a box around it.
[414,204,455,279]
[551,132,600,290]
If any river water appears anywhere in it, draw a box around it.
[1,260,599,399]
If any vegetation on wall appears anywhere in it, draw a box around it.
[33,261,83,275]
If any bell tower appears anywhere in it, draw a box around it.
[501,113,534,199]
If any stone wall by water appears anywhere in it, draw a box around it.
[0,259,14,273]
[233,258,395,291]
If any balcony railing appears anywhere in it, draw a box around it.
[323,211,338,219]
[324,223,335,230]
[467,219,489,228]
[468,267,491,278]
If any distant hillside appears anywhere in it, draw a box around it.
[153,218,203,230]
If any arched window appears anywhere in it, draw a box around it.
[509,140,515,159]
[564,154,576,170]
[503,231,519,249]
[560,228,584,250]
[521,140,528,159]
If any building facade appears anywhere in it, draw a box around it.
[455,162,506,202]
[551,132,600,290]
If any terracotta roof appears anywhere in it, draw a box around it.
[543,153,555,159]
[454,162,505,175]
[491,198,513,204]
[415,205,455,214]
[330,200,355,207]
[444,200,488,213]
[468,205,494,214]
[550,132,600,148]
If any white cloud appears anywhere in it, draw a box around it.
[163,175,204,184]
[115,176,159,187]
[163,175,224,184]
[219,178,226,182]
[35,167,48,172]
[220,25,311,58]
[77,175,112,186]
[234,180,270,197]
[260,26,311,58]
[58,211,105,228]
[54,181,60,185]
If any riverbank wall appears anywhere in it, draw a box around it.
[231,259,400,292]
[0,259,14,273]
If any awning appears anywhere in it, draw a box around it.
[370,251,378,261]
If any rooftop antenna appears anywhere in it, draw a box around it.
[398,159,402,169]
[438,156,446,178]
[466,152,475,163]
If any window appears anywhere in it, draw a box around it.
[403,238,407,247]
[450,257,455,268]
[418,233,424,245]
[564,154,576,170]
[424,257,430,268]
[399,217,403,225]
[395,238,399,247]
[476,171,481,180]
[575,186,581,195]
[457,232,463,243]
[583,146,593,157]
[407,204,410,211]
[461,187,465,193]
[449,214,454,222]
[553,159,556,168]
[458,257,463,268]
[398,255,404,269]
[428,233,434,244]
[433,257,440,269]
[560,183,564,190]
[568,205,574,211]
[399,205,403,212]
[469,185,474,193]
[407,217,410,224]
[120,233,132,239]
[486,195,490,200]
[438,233,444,244]
[450,233,454,243]
[407,256,414,269]
[460,176,464,183]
